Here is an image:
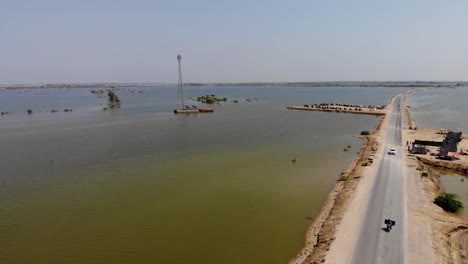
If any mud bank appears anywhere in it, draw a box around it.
[417,157,468,176]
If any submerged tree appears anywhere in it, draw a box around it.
[107,91,121,109]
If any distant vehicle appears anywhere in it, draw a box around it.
[384,219,396,232]
[388,147,396,155]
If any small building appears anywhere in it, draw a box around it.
[410,144,428,154]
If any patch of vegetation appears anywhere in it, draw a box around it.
[434,193,464,213]
[107,91,121,109]
[338,175,348,181]
[343,148,349,152]
[416,167,424,171]
[1,111,9,115]
[360,131,370,135]
[51,109,59,113]
[362,162,369,166]
[27,109,32,114]
[64,109,72,112]
[196,94,227,104]
[347,145,352,149]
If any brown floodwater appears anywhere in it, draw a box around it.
[0,86,404,263]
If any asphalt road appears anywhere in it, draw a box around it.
[350,95,407,264]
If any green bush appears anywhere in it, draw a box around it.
[107,91,121,109]
[338,175,348,181]
[360,131,370,135]
[434,193,464,213]
[205,98,216,104]
[27,109,32,114]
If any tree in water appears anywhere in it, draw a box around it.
[107,90,121,109]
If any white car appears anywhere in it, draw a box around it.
[388,148,396,155]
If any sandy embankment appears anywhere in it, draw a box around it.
[292,89,468,264]
[289,95,397,264]
[286,105,386,116]
[402,93,468,264]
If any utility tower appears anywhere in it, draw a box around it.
[177,54,184,109]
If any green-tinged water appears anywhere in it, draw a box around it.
[0,86,405,264]
[2,144,354,264]
[436,170,468,218]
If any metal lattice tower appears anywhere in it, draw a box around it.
[177,55,184,109]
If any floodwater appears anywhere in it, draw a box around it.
[0,86,406,264]
[407,87,468,132]
[408,87,468,218]
[436,170,468,218]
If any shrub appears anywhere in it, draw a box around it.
[107,91,121,109]
[338,175,348,181]
[27,109,32,114]
[205,98,216,104]
[360,131,370,135]
[434,193,464,213]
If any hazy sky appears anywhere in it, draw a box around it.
[1,0,468,84]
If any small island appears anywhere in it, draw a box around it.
[196,94,227,104]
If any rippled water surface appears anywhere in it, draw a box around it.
[0,86,406,264]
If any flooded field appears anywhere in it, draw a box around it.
[0,86,405,264]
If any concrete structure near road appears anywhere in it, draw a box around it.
[410,131,463,160]
[410,144,428,154]
[438,131,462,160]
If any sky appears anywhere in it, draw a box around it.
[1,0,468,84]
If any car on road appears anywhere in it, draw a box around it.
[388,147,396,155]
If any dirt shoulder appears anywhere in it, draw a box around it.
[402,92,468,264]
[289,95,396,264]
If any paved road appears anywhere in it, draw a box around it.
[351,95,407,264]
